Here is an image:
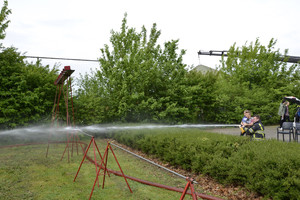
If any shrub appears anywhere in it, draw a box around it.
[111,128,300,199]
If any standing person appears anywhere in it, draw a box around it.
[240,110,253,136]
[244,114,265,140]
[278,100,290,128]
[295,106,300,123]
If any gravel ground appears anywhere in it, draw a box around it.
[207,125,280,140]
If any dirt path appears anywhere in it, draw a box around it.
[207,125,279,140]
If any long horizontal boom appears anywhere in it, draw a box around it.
[198,50,300,64]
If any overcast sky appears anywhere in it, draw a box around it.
[2,0,300,78]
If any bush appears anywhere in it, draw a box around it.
[111,128,300,199]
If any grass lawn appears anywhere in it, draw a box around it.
[0,138,204,200]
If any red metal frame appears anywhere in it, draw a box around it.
[180,177,198,200]
[61,133,83,161]
[89,141,132,200]
[46,66,82,161]
[42,66,224,200]
[74,137,104,184]
[54,66,74,85]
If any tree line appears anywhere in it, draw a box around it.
[1,2,299,129]
[74,14,300,125]
[0,1,58,129]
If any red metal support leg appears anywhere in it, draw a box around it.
[61,133,71,162]
[46,85,61,158]
[89,143,110,200]
[73,137,94,182]
[89,142,133,200]
[93,139,110,177]
[72,133,75,157]
[108,142,133,193]
[75,133,85,153]
[102,145,109,189]
[190,180,198,200]
[180,178,198,200]
[93,138,100,187]
[180,181,190,200]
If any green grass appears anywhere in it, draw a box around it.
[0,139,205,200]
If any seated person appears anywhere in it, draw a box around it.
[243,114,265,140]
[240,110,253,135]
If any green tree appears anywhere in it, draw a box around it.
[183,69,219,123]
[0,48,58,129]
[76,13,188,124]
[75,71,108,124]
[215,38,300,124]
[0,0,10,46]
[0,1,60,129]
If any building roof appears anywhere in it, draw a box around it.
[191,64,216,74]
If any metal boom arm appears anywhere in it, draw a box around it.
[198,50,300,64]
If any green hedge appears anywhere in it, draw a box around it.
[107,128,300,200]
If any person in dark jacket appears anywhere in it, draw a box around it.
[243,114,265,140]
[295,106,300,123]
